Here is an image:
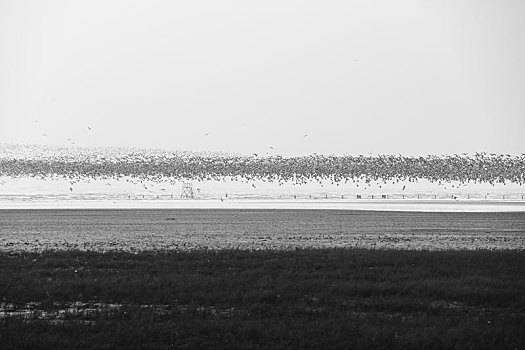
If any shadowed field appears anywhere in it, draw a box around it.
[1,249,524,349]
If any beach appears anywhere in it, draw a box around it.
[2,208,524,252]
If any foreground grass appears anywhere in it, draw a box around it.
[1,249,524,349]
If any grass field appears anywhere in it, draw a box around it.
[1,248,524,349]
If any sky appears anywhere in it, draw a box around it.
[1,0,524,156]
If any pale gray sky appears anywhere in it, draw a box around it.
[1,0,524,156]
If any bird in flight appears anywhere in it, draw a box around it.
[303,134,308,137]
[87,126,91,131]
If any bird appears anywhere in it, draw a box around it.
[87,126,91,131]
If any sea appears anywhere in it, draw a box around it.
[1,176,524,211]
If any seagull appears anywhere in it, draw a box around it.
[303,134,308,137]
[87,126,91,131]
[204,133,209,136]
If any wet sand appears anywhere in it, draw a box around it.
[1,198,525,212]
[1,209,524,251]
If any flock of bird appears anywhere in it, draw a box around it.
[0,144,524,190]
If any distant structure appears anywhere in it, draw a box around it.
[180,182,195,199]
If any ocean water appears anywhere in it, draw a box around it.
[1,176,525,212]
[1,176,524,201]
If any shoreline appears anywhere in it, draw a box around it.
[1,198,525,212]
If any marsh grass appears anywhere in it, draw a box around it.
[1,249,524,349]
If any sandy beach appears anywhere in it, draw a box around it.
[2,208,524,252]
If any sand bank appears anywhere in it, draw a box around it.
[1,198,525,212]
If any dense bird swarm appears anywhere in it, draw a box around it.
[1,144,524,186]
